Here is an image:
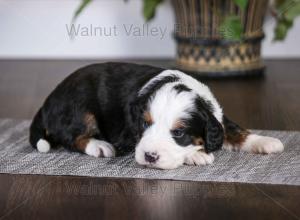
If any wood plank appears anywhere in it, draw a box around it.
[0,174,299,220]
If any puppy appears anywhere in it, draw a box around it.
[30,62,284,169]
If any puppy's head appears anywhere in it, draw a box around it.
[132,73,223,169]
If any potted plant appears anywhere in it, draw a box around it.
[74,0,300,77]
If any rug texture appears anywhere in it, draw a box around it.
[0,119,299,185]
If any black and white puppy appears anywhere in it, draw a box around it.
[30,62,284,169]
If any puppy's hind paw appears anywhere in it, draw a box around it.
[253,136,284,154]
[85,139,116,158]
[242,134,284,154]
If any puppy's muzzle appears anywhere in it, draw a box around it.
[144,151,159,163]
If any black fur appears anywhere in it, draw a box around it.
[191,96,223,153]
[30,63,163,155]
[171,95,223,153]
[29,108,47,147]
[30,62,224,156]
[173,84,192,94]
[137,75,179,105]
[172,127,194,147]
[223,115,249,147]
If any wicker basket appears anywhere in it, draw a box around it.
[172,0,269,77]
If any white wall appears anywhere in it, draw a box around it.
[0,0,299,59]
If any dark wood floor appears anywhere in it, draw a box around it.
[0,59,300,220]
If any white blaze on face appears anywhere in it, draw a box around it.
[139,70,223,123]
[135,83,198,169]
[135,70,223,169]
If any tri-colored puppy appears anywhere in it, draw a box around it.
[30,62,284,169]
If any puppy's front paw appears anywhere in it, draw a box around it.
[85,139,116,158]
[184,151,214,166]
[243,135,284,154]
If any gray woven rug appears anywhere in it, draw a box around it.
[0,118,299,185]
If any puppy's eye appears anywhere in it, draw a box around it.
[172,128,185,138]
[143,121,151,129]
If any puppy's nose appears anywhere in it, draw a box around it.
[144,152,159,163]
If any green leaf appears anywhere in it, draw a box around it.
[220,16,243,41]
[72,0,93,22]
[276,0,297,13]
[274,19,293,41]
[143,0,163,21]
[233,0,248,10]
[284,1,300,21]
[273,0,300,40]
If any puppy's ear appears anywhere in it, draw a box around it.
[204,114,224,153]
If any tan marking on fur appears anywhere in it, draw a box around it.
[192,137,204,146]
[224,130,250,150]
[84,113,98,135]
[73,113,98,152]
[85,113,95,122]
[172,120,186,130]
[75,135,90,152]
[144,111,153,125]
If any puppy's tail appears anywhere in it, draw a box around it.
[29,108,51,153]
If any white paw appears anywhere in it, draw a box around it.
[243,135,284,154]
[85,139,116,158]
[252,136,284,154]
[184,151,214,166]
